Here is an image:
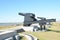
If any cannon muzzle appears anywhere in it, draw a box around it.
[19,13,25,16]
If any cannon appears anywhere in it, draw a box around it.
[19,13,37,26]
[19,13,56,30]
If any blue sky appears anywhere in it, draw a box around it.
[0,0,60,23]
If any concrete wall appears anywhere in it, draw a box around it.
[22,27,33,32]
[22,23,40,32]
[0,31,20,40]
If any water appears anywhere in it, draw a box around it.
[0,23,20,26]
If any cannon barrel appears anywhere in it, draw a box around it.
[37,17,46,20]
[46,19,56,22]
[19,13,25,16]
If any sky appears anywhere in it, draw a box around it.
[0,0,60,23]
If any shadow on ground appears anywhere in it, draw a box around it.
[17,28,25,33]
[47,29,60,33]
[20,36,24,40]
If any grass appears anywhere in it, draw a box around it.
[0,22,60,40]
[20,36,27,40]
[0,25,23,30]
[22,31,60,40]
[19,33,27,40]
[0,26,16,30]
[21,22,60,40]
